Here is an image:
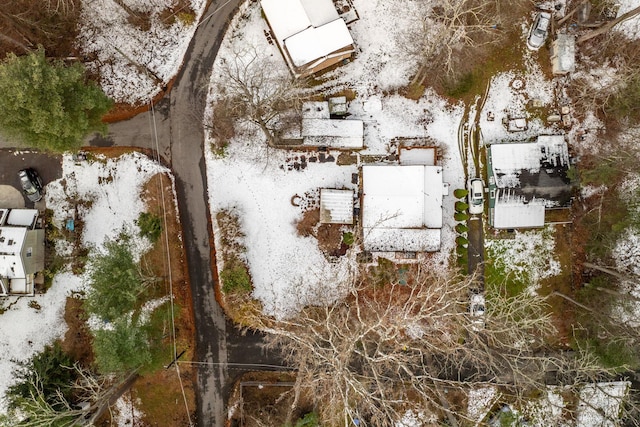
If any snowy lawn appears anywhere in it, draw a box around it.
[205,0,465,318]
[0,152,168,414]
[485,226,561,294]
[77,0,207,104]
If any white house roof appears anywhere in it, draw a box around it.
[320,189,354,224]
[6,209,38,227]
[261,0,313,42]
[362,165,444,251]
[261,0,340,43]
[493,199,546,229]
[284,18,354,67]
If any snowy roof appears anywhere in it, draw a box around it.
[399,147,436,166]
[320,189,354,224]
[284,18,354,67]
[301,102,364,148]
[362,165,443,251]
[552,34,576,75]
[302,119,363,138]
[0,227,26,255]
[302,101,331,119]
[490,135,569,188]
[6,209,38,227]
[492,199,546,229]
[364,228,441,252]
[261,0,339,42]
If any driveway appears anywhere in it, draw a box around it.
[0,150,62,208]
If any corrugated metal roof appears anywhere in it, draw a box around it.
[320,188,354,224]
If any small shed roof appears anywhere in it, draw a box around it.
[399,147,436,166]
[320,189,354,224]
[302,101,330,119]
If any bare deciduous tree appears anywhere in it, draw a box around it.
[405,0,512,86]
[241,261,624,426]
[213,46,308,146]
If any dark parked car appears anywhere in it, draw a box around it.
[18,168,44,202]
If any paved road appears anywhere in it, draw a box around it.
[89,1,281,426]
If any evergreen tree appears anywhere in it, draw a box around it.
[0,48,112,152]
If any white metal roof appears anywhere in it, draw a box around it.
[320,189,354,224]
[284,18,354,67]
[493,200,546,229]
[6,209,38,227]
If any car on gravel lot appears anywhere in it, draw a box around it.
[527,11,552,50]
[468,178,484,215]
[18,168,44,203]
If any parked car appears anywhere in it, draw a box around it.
[18,168,44,202]
[468,178,484,215]
[469,293,486,331]
[527,11,552,50]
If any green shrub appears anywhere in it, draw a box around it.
[455,201,469,212]
[221,263,252,294]
[454,212,469,221]
[342,232,354,245]
[455,223,469,234]
[137,212,162,243]
[177,11,196,26]
[455,236,468,246]
[292,412,320,427]
[453,188,468,198]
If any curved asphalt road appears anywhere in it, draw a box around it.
[89,1,282,426]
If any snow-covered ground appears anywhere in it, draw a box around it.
[485,226,561,292]
[77,0,207,104]
[205,0,465,318]
[0,152,168,415]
